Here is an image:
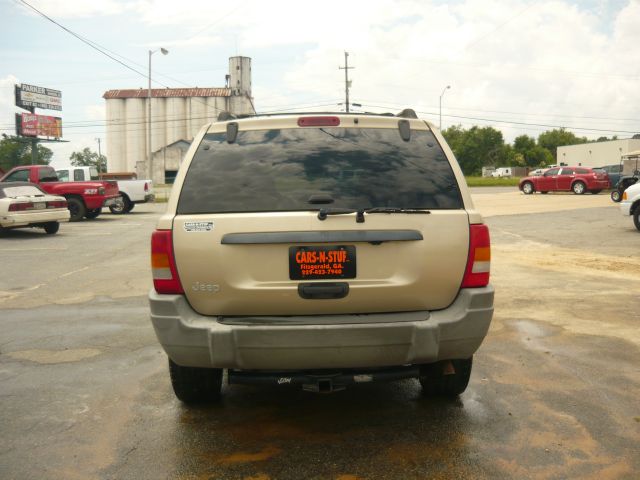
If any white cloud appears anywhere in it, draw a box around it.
[10,0,640,144]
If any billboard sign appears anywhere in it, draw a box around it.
[17,113,63,138]
[15,83,62,111]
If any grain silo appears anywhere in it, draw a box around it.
[103,56,254,185]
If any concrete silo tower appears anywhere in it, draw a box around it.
[228,56,253,115]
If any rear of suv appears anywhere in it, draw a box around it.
[149,110,494,402]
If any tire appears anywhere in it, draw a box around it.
[611,190,622,202]
[66,197,86,222]
[43,222,59,234]
[572,181,586,195]
[168,358,223,403]
[84,208,101,219]
[522,182,534,195]
[634,208,640,232]
[124,201,135,213]
[419,357,473,397]
[590,190,602,195]
[541,191,548,194]
[109,195,131,214]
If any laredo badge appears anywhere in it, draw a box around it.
[184,221,214,232]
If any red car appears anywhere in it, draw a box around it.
[519,166,610,195]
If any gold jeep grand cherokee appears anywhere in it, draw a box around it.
[149,110,494,402]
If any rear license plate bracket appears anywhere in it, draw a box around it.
[289,245,356,280]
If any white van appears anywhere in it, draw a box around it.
[491,167,512,178]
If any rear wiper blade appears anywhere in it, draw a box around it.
[317,207,357,221]
[365,207,431,214]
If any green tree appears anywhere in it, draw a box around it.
[537,129,587,162]
[0,136,53,172]
[69,147,106,173]
[512,135,553,167]
[513,135,536,155]
[442,125,506,175]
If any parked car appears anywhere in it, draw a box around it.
[519,166,610,195]
[620,182,640,231]
[149,110,494,403]
[0,165,120,221]
[55,165,155,214]
[0,181,69,235]
[598,164,623,190]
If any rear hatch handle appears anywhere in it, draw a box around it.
[298,282,349,300]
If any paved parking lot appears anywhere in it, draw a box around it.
[1,190,639,479]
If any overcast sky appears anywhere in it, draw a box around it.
[1,0,639,166]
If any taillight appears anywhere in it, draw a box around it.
[47,200,67,209]
[151,230,184,294]
[461,224,491,288]
[9,202,33,212]
[298,116,340,127]
[144,182,149,192]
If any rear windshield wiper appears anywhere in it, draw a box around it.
[317,207,358,221]
[365,207,431,214]
[318,206,431,223]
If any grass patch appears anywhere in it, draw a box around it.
[465,176,521,187]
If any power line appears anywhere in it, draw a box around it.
[15,0,148,80]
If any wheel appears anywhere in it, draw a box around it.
[168,358,223,403]
[611,190,622,202]
[522,182,534,194]
[634,208,640,232]
[419,357,473,397]
[109,195,131,214]
[590,190,602,195]
[66,197,86,222]
[43,222,59,234]
[124,201,135,213]
[540,191,548,194]
[572,181,586,195]
[84,208,101,219]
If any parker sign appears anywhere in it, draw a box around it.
[18,113,63,138]
[15,83,62,111]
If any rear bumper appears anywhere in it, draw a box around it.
[149,286,494,370]
[134,193,155,204]
[0,210,70,228]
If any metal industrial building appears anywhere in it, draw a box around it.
[557,138,640,171]
[103,56,254,184]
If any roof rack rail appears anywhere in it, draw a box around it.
[396,108,418,119]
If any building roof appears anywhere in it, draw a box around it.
[103,88,231,99]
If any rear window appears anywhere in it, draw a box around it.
[0,185,44,198]
[178,127,463,214]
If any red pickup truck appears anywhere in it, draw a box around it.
[0,165,120,221]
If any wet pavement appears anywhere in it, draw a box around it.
[1,195,639,479]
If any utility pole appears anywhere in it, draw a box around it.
[339,51,354,112]
[95,137,102,174]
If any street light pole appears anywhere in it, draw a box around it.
[148,47,168,180]
[439,85,451,130]
[95,137,102,174]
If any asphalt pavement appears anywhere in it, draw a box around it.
[1,192,639,479]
